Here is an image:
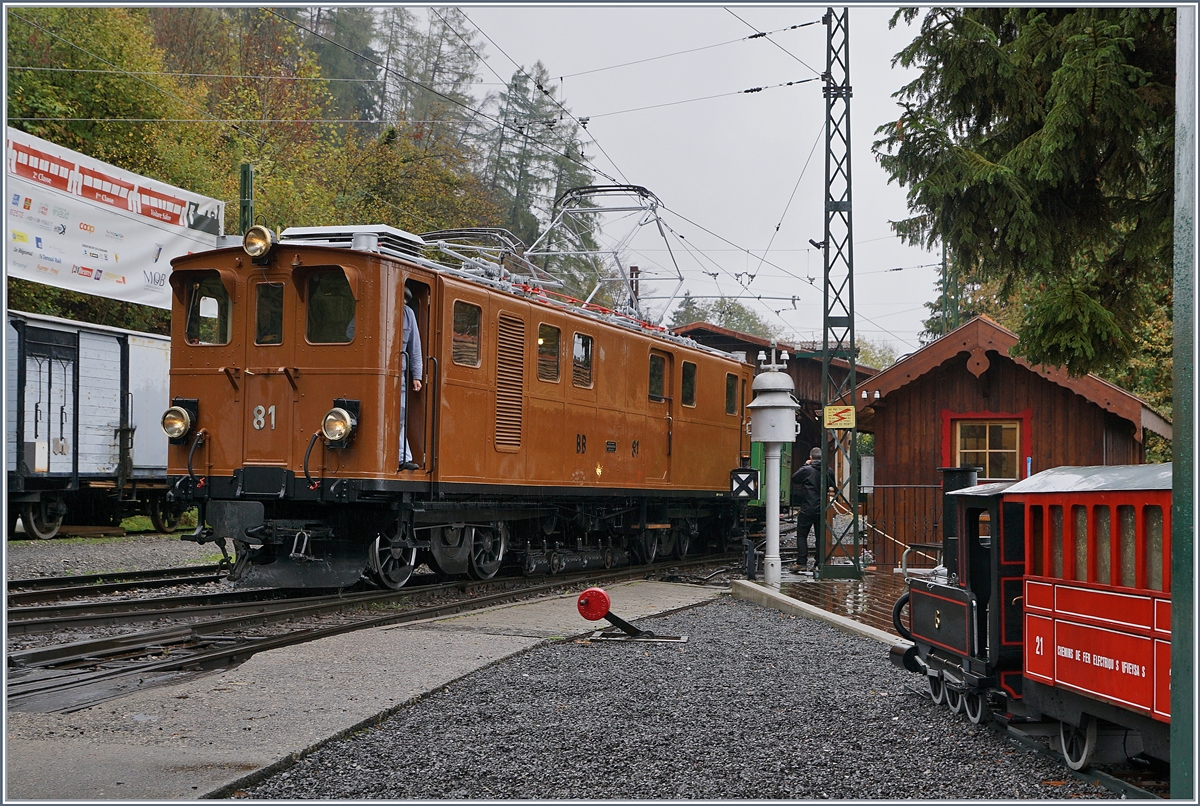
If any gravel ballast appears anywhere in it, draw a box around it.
[243,597,1105,800]
[5,534,217,579]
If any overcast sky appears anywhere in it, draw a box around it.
[459,4,939,358]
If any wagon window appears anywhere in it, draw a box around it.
[537,324,560,382]
[184,273,231,345]
[681,361,697,407]
[649,354,666,401]
[1072,505,1088,582]
[306,270,355,344]
[1029,505,1044,576]
[1094,506,1112,585]
[955,420,1019,482]
[452,301,481,367]
[1145,505,1164,591]
[1050,505,1064,578]
[572,333,594,388]
[255,282,284,345]
[1118,505,1137,588]
[725,373,737,415]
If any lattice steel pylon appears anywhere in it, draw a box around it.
[816,7,862,580]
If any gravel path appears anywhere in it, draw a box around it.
[5,534,219,579]
[243,597,1106,800]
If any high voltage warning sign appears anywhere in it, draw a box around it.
[823,405,856,429]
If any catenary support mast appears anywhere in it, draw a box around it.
[817,7,862,580]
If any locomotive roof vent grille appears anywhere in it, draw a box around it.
[280,225,426,259]
[495,314,525,450]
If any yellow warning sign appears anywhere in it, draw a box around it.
[823,405,856,429]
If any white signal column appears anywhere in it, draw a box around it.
[747,344,800,586]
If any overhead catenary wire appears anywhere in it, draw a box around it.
[586,76,819,120]
[724,8,823,77]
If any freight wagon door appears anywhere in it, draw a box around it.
[647,349,673,482]
[22,326,77,477]
[241,279,295,466]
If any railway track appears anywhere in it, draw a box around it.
[6,565,228,607]
[6,555,737,713]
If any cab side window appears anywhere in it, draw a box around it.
[572,333,594,388]
[725,373,737,415]
[452,301,482,366]
[537,324,560,382]
[682,361,697,406]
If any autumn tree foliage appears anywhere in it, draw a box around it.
[874,8,1176,383]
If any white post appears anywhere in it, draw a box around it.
[763,442,782,585]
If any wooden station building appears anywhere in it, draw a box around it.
[852,316,1172,567]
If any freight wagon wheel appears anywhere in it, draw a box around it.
[1060,717,1097,771]
[369,532,418,590]
[467,526,506,581]
[149,496,181,534]
[963,691,986,724]
[944,686,963,714]
[22,501,62,540]
[926,675,945,706]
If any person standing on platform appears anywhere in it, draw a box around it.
[791,446,834,573]
[399,286,423,471]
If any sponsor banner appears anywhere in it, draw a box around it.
[5,127,224,309]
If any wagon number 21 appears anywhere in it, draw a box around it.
[253,405,276,430]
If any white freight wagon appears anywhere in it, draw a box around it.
[6,310,182,538]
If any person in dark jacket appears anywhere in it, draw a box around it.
[791,446,835,572]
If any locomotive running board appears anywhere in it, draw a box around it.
[588,631,688,643]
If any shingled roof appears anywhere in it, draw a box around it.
[850,316,1171,441]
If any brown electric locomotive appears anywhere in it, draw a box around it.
[161,223,754,588]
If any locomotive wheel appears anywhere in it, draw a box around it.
[674,524,692,559]
[658,527,677,558]
[926,675,945,706]
[634,530,658,564]
[944,685,964,714]
[467,526,505,580]
[22,501,63,540]
[149,496,181,534]
[963,691,986,724]
[369,533,418,590]
[1060,717,1097,771]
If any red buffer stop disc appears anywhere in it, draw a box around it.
[577,587,611,621]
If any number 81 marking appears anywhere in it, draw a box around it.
[253,405,276,430]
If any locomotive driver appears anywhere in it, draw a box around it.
[399,285,424,471]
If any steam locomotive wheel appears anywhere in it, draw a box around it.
[963,691,986,724]
[22,501,63,540]
[1060,717,1097,771]
[369,532,418,590]
[944,686,964,714]
[467,525,505,580]
[926,675,945,706]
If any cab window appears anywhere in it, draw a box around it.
[184,273,231,345]
[572,333,594,388]
[649,354,665,401]
[682,361,697,406]
[306,270,355,344]
[255,282,284,345]
[725,373,737,415]
[452,301,481,366]
[537,324,560,382]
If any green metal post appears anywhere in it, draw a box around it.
[239,163,254,235]
[1171,6,1195,799]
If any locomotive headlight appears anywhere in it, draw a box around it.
[161,406,192,439]
[321,407,357,442]
[242,225,277,259]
